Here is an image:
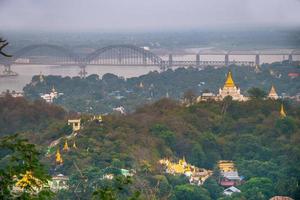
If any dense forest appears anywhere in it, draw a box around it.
[1,94,299,199]
[23,63,300,113]
[0,94,66,136]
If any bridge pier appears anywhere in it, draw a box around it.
[288,54,293,64]
[79,64,87,79]
[168,54,173,68]
[196,54,200,66]
[1,64,18,76]
[255,54,260,67]
[159,61,168,71]
[225,54,229,66]
[143,54,147,65]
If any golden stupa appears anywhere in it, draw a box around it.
[63,140,69,151]
[56,149,63,165]
[280,103,287,118]
[224,71,236,88]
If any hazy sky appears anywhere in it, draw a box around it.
[1,0,300,31]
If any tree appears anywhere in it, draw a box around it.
[0,37,12,57]
[203,177,223,200]
[247,87,267,99]
[183,89,197,105]
[240,177,275,200]
[92,176,140,200]
[172,184,211,200]
[0,134,52,199]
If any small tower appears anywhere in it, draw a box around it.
[63,140,69,151]
[73,141,77,149]
[56,149,63,165]
[268,85,279,100]
[280,103,287,118]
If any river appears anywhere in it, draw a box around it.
[0,54,299,92]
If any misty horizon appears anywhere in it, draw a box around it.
[1,0,300,32]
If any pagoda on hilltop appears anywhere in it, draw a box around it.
[217,71,248,101]
[268,85,279,100]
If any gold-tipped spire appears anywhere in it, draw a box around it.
[280,103,287,118]
[73,140,77,149]
[56,149,63,165]
[63,140,69,151]
[224,71,236,88]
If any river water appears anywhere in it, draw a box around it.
[0,54,299,92]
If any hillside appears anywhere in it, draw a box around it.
[35,98,300,199]
[0,95,66,136]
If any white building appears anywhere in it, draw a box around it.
[223,186,241,196]
[40,87,63,103]
[48,174,69,192]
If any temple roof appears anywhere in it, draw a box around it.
[224,71,236,88]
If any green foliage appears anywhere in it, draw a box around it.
[275,117,297,135]
[203,177,223,200]
[92,176,141,200]
[150,124,176,147]
[0,134,53,199]
[247,87,267,99]
[172,184,211,200]
[0,95,66,135]
[1,89,299,198]
[240,177,275,200]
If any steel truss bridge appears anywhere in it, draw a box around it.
[0,44,299,78]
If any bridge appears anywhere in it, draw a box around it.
[0,44,299,78]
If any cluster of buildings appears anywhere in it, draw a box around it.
[12,171,69,196]
[40,86,63,103]
[159,157,213,186]
[0,90,24,98]
[218,160,243,187]
[159,158,243,196]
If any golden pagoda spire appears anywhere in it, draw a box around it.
[224,71,236,88]
[56,149,63,165]
[63,140,69,151]
[73,140,77,149]
[280,103,287,118]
